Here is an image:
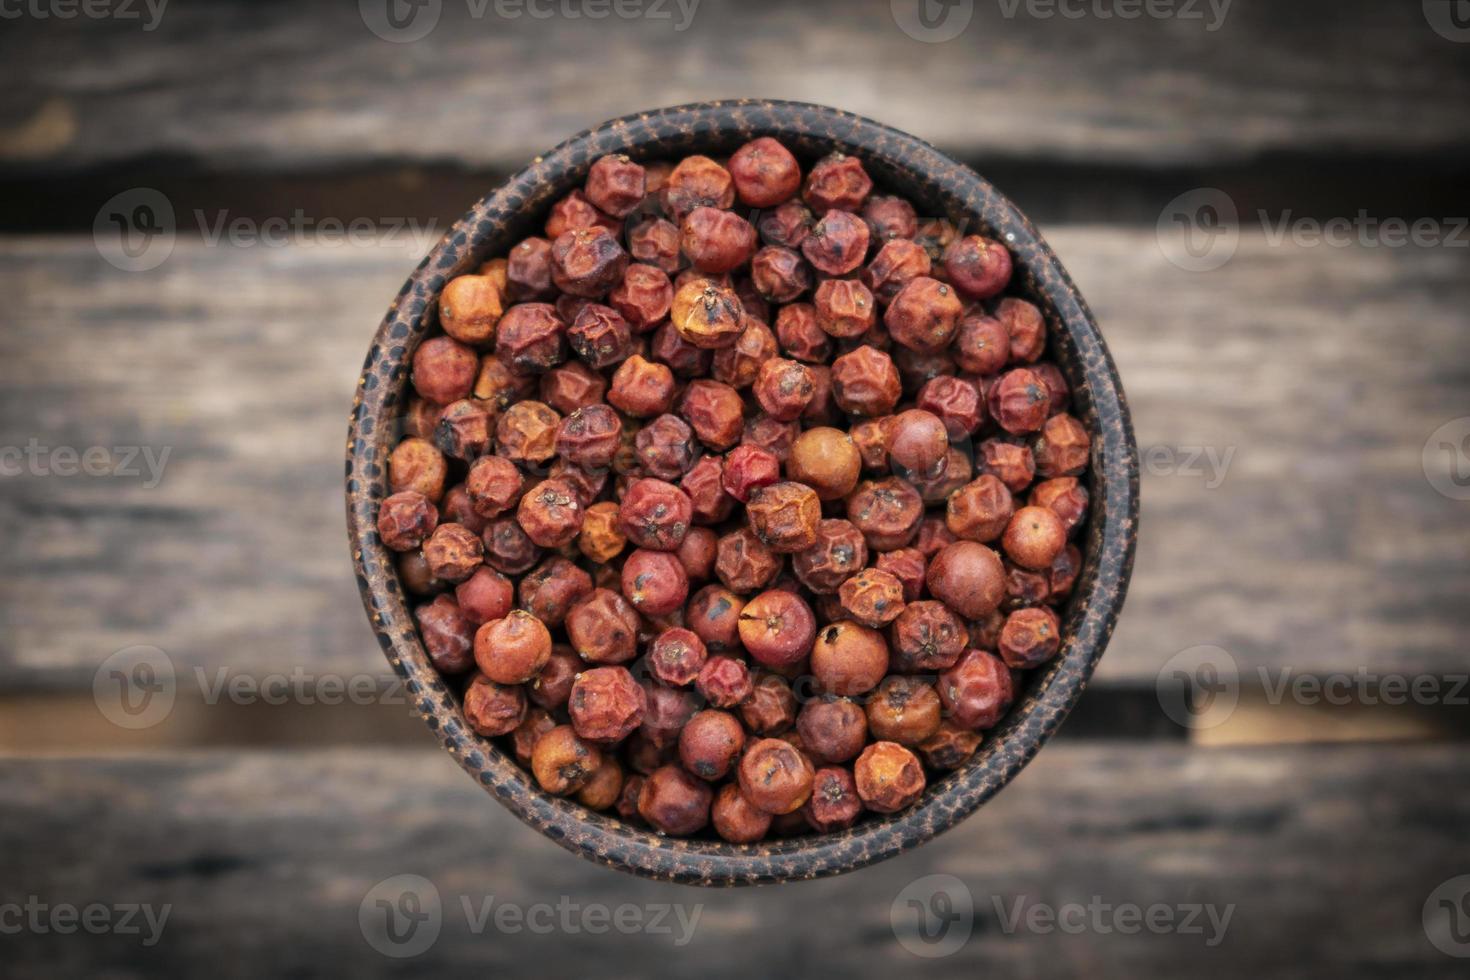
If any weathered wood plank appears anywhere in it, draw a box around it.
[0,0,1467,176]
[0,745,1463,976]
[1,228,1465,688]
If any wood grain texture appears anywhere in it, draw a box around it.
[2,228,1465,687]
[0,745,1463,976]
[1,0,1467,176]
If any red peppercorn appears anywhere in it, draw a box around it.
[661,155,735,223]
[453,566,514,626]
[621,547,690,617]
[1032,413,1091,478]
[650,320,712,378]
[804,766,863,833]
[686,585,744,654]
[670,278,746,350]
[711,318,779,387]
[634,413,697,480]
[413,594,476,675]
[954,311,1011,375]
[996,297,1046,364]
[750,246,813,303]
[886,409,950,480]
[729,137,802,208]
[550,227,628,299]
[565,588,640,664]
[944,235,1013,300]
[813,279,877,339]
[917,375,986,439]
[647,627,708,688]
[638,763,713,836]
[627,216,683,274]
[714,527,783,594]
[803,152,873,215]
[980,437,1038,494]
[481,517,542,575]
[811,621,890,696]
[802,209,870,276]
[940,648,1014,731]
[506,236,555,302]
[889,599,968,673]
[681,207,758,275]
[746,481,821,554]
[862,194,918,243]
[712,783,772,843]
[473,608,551,684]
[753,358,815,422]
[738,738,816,815]
[919,720,982,771]
[378,491,438,552]
[737,589,817,669]
[846,477,924,551]
[1049,543,1083,599]
[1002,506,1066,571]
[678,379,744,451]
[495,400,561,465]
[774,302,831,363]
[758,200,815,250]
[676,525,719,583]
[988,368,1051,435]
[854,741,925,813]
[585,154,647,218]
[793,519,868,594]
[885,276,963,354]
[696,654,754,709]
[617,477,691,552]
[830,346,901,417]
[721,445,782,503]
[797,697,869,764]
[678,709,746,781]
[866,675,943,746]
[608,354,675,417]
[864,238,932,306]
[422,522,483,583]
[532,724,603,795]
[924,540,1006,620]
[998,606,1062,669]
[463,673,527,737]
[570,665,647,743]
[1031,477,1088,536]
[946,475,1014,544]
[545,189,619,240]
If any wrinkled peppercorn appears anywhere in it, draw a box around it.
[414,594,476,674]
[506,236,555,302]
[378,491,438,552]
[627,216,683,274]
[999,606,1062,669]
[413,336,479,405]
[738,738,816,815]
[389,437,448,502]
[854,741,925,813]
[944,235,1013,300]
[533,724,603,795]
[989,367,1050,435]
[463,673,527,737]
[793,519,868,594]
[621,547,690,616]
[813,279,877,339]
[511,707,558,767]
[1032,413,1091,478]
[481,517,542,575]
[607,354,675,417]
[712,783,772,843]
[885,277,963,354]
[712,318,779,388]
[753,358,815,422]
[729,137,801,208]
[696,654,754,709]
[566,588,640,664]
[473,608,552,684]
[804,766,863,833]
[495,400,561,464]
[1032,477,1088,536]
[918,720,982,771]
[550,227,628,298]
[750,246,812,304]
[514,478,581,548]
[797,697,869,764]
[847,477,924,550]
[423,522,484,583]
[586,154,646,218]
[671,279,746,350]
[865,238,932,307]
[831,346,901,417]
[775,303,831,363]
[570,665,647,743]
[714,527,783,594]
[837,568,906,629]
[455,566,515,625]
[947,474,1014,543]
[682,207,758,275]
[646,627,708,688]
[953,311,1010,375]
[866,676,943,746]
[746,481,822,553]
[980,437,1038,494]
[802,209,870,276]
[617,478,692,551]
[661,155,735,223]
[803,152,873,215]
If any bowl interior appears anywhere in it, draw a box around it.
[346,100,1139,885]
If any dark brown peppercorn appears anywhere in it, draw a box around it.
[678,709,746,780]
[854,741,925,813]
[565,588,641,665]
[640,683,699,750]
[634,413,697,480]
[746,481,822,554]
[919,720,983,771]
[738,738,816,815]
[617,477,691,551]
[1005,561,1051,610]
[712,783,772,843]
[585,154,646,218]
[1049,543,1083,598]
[846,477,924,551]
[433,400,492,462]
[729,137,801,208]
[495,302,568,374]
[803,766,863,833]
[890,600,969,673]
[866,676,943,747]
[481,517,542,575]
[527,646,581,710]
[793,519,868,594]
[378,491,438,552]
[550,227,628,298]
[638,764,713,836]
[681,207,758,275]
[830,346,901,417]
[803,152,873,215]
[532,724,603,795]
[621,547,690,617]
[463,673,527,737]
[570,665,647,743]
[801,209,870,276]
[1001,506,1067,571]
[943,235,1013,300]
[412,336,479,405]
[750,246,813,303]
[423,522,484,583]
[414,594,476,675]
[758,199,815,249]
[738,589,817,669]
[939,649,1015,730]
[495,400,561,465]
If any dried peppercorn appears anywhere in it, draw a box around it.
[463,673,527,737]
[576,500,625,564]
[679,709,746,780]
[947,474,1014,543]
[639,683,699,750]
[830,346,901,417]
[389,437,448,502]
[570,666,647,743]
[738,589,817,669]
[944,235,1013,300]
[527,646,580,711]
[862,194,918,243]
[917,375,986,439]
[811,621,889,696]
[679,455,735,525]
[511,707,558,767]
[1032,413,1091,478]
[506,236,555,302]
[545,189,619,240]
[473,608,552,684]
[430,399,490,461]
[953,311,1011,375]
[474,354,536,413]
[617,477,692,551]
[753,358,816,422]
[586,154,646,218]
[638,763,713,836]
[564,303,631,370]
[714,527,783,594]
[515,478,582,548]
[750,246,812,303]
[712,783,772,843]
[423,523,484,583]
[775,303,831,363]
[990,369,1053,436]
[996,297,1046,364]
[455,566,515,625]
[1001,506,1066,571]
[813,278,877,339]
[804,766,863,833]
[864,238,932,307]
[886,409,950,480]
[517,556,592,627]
[918,721,982,771]
[566,588,640,664]
[712,318,779,388]
[888,599,967,673]
[837,568,906,629]
[440,273,504,346]
[721,444,782,503]
[414,594,476,675]
[378,491,438,552]
[609,264,674,332]
[550,227,628,298]
[399,550,445,597]
[617,774,647,825]
[678,380,744,452]
[999,606,1062,669]
[496,302,568,374]
[848,417,890,474]
[738,738,815,815]
[621,547,690,616]
[729,136,802,208]
[671,279,745,349]
[696,654,754,708]
[914,515,958,558]
[797,697,869,764]
[661,155,735,223]
[650,320,712,378]
[440,483,488,536]
[554,404,621,470]
[803,152,873,215]
[686,585,745,653]
[495,400,561,464]
[412,336,479,405]
[481,517,541,575]
[939,648,1015,730]
[634,413,697,480]
[847,477,924,551]
[532,724,603,795]
[924,541,1006,621]
[758,199,815,250]
[1048,543,1083,598]
[802,209,870,276]
[682,207,758,274]
[577,756,626,811]
[746,481,822,554]
[783,428,860,503]
[980,437,1038,494]
[647,627,709,687]
[608,354,676,417]
[854,741,925,813]
[627,216,683,274]
[885,277,963,354]
[793,519,868,594]
[866,676,943,747]
[676,526,718,583]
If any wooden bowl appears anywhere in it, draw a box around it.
[346,100,1139,885]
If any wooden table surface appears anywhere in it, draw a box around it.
[1,2,1467,977]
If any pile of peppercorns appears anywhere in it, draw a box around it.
[377,138,1091,841]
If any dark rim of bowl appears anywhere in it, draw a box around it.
[346,99,1139,886]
